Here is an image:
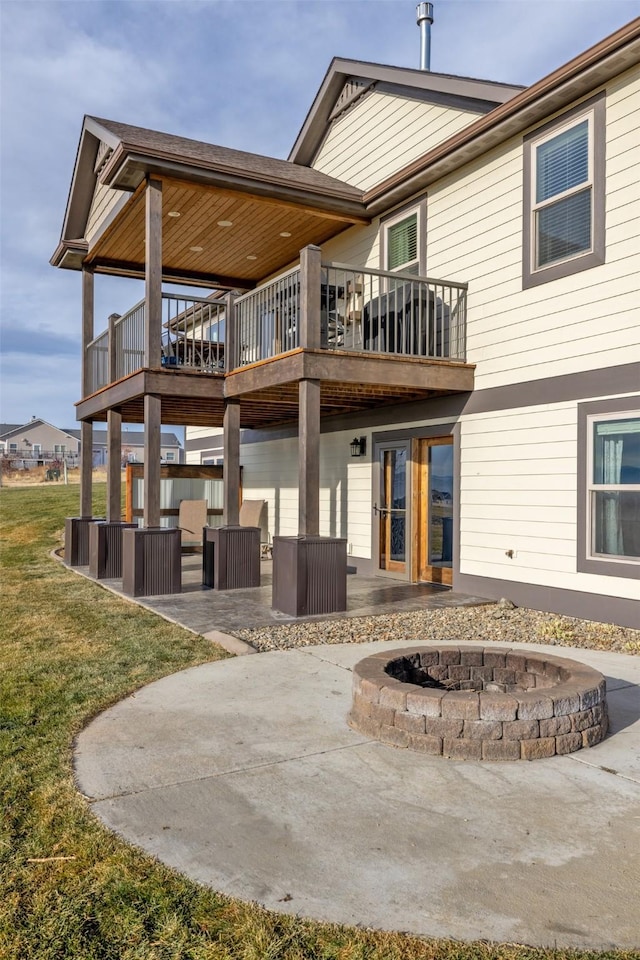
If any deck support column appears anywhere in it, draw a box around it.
[203,398,260,590]
[271,373,347,616]
[121,179,180,596]
[122,393,180,596]
[90,415,138,579]
[65,265,102,567]
[272,244,346,615]
[298,378,320,537]
[80,265,94,519]
[106,408,122,522]
[143,394,161,528]
[223,400,240,526]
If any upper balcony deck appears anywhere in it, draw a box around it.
[78,255,473,428]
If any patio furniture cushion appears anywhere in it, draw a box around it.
[178,499,208,545]
[239,499,270,556]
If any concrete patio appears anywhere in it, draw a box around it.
[76,553,490,637]
[75,639,640,950]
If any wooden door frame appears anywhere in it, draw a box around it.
[412,435,453,585]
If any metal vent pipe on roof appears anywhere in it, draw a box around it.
[416,2,434,71]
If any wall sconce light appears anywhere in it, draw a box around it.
[350,436,366,458]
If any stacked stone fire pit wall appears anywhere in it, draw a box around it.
[349,646,608,761]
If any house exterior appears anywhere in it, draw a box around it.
[65,428,183,466]
[52,18,639,625]
[0,418,80,466]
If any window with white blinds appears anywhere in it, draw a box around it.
[523,94,604,289]
[534,118,592,268]
[387,214,418,273]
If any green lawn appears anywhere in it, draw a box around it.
[0,484,633,960]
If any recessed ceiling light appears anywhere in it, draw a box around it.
[246,255,257,260]
[167,211,180,218]
[217,220,233,227]
[190,246,203,252]
[279,231,292,238]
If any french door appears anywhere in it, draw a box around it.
[374,435,453,584]
[416,437,454,585]
[375,441,410,576]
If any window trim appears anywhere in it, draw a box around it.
[577,396,640,580]
[523,92,605,289]
[380,197,427,276]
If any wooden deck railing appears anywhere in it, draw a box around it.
[85,294,226,394]
[84,259,467,394]
[232,260,467,367]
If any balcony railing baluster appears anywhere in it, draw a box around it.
[85,260,467,396]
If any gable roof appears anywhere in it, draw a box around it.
[91,118,364,202]
[364,17,640,214]
[51,117,369,286]
[0,419,80,442]
[0,423,22,439]
[289,59,524,166]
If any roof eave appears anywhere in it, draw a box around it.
[100,149,368,222]
[50,238,89,269]
[288,57,524,166]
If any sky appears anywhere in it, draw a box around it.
[1,0,639,432]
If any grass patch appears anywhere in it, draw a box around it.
[0,485,634,959]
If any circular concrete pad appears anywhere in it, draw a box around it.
[74,641,640,949]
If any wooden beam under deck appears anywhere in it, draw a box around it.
[74,351,474,429]
[75,368,226,425]
[225,349,475,398]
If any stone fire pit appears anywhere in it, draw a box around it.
[349,646,608,760]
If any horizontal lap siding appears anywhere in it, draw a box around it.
[86,179,128,246]
[313,91,479,190]
[185,427,222,464]
[239,429,372,555]
[459,401,640,601]
[427,67,640,390]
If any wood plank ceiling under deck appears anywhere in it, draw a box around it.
[81,378,450,429]
[86,176,364,286]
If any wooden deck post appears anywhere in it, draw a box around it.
[299,245,322,350]
[81,265,94,398]
[143,394,161,528]
[80,266,95,518]
[144,178,163,369]
[225,292,235,372]
[223,400,240,525]
[106,408,122,522]
[108,313,120,384]
[298,378,320,536]
[80,420,93,517]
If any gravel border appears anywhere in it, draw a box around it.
[235,602,640,656]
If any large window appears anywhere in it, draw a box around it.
[590,416,640,561]
[578,400,640,578]
[523,93,605,288]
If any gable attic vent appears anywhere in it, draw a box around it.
[93,141,113,175]
[329,78,374,121]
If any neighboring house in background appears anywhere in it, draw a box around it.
[64,429,183,466]
[0,419,182,468]
[52,18,640,625]
[0,419,81,466]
